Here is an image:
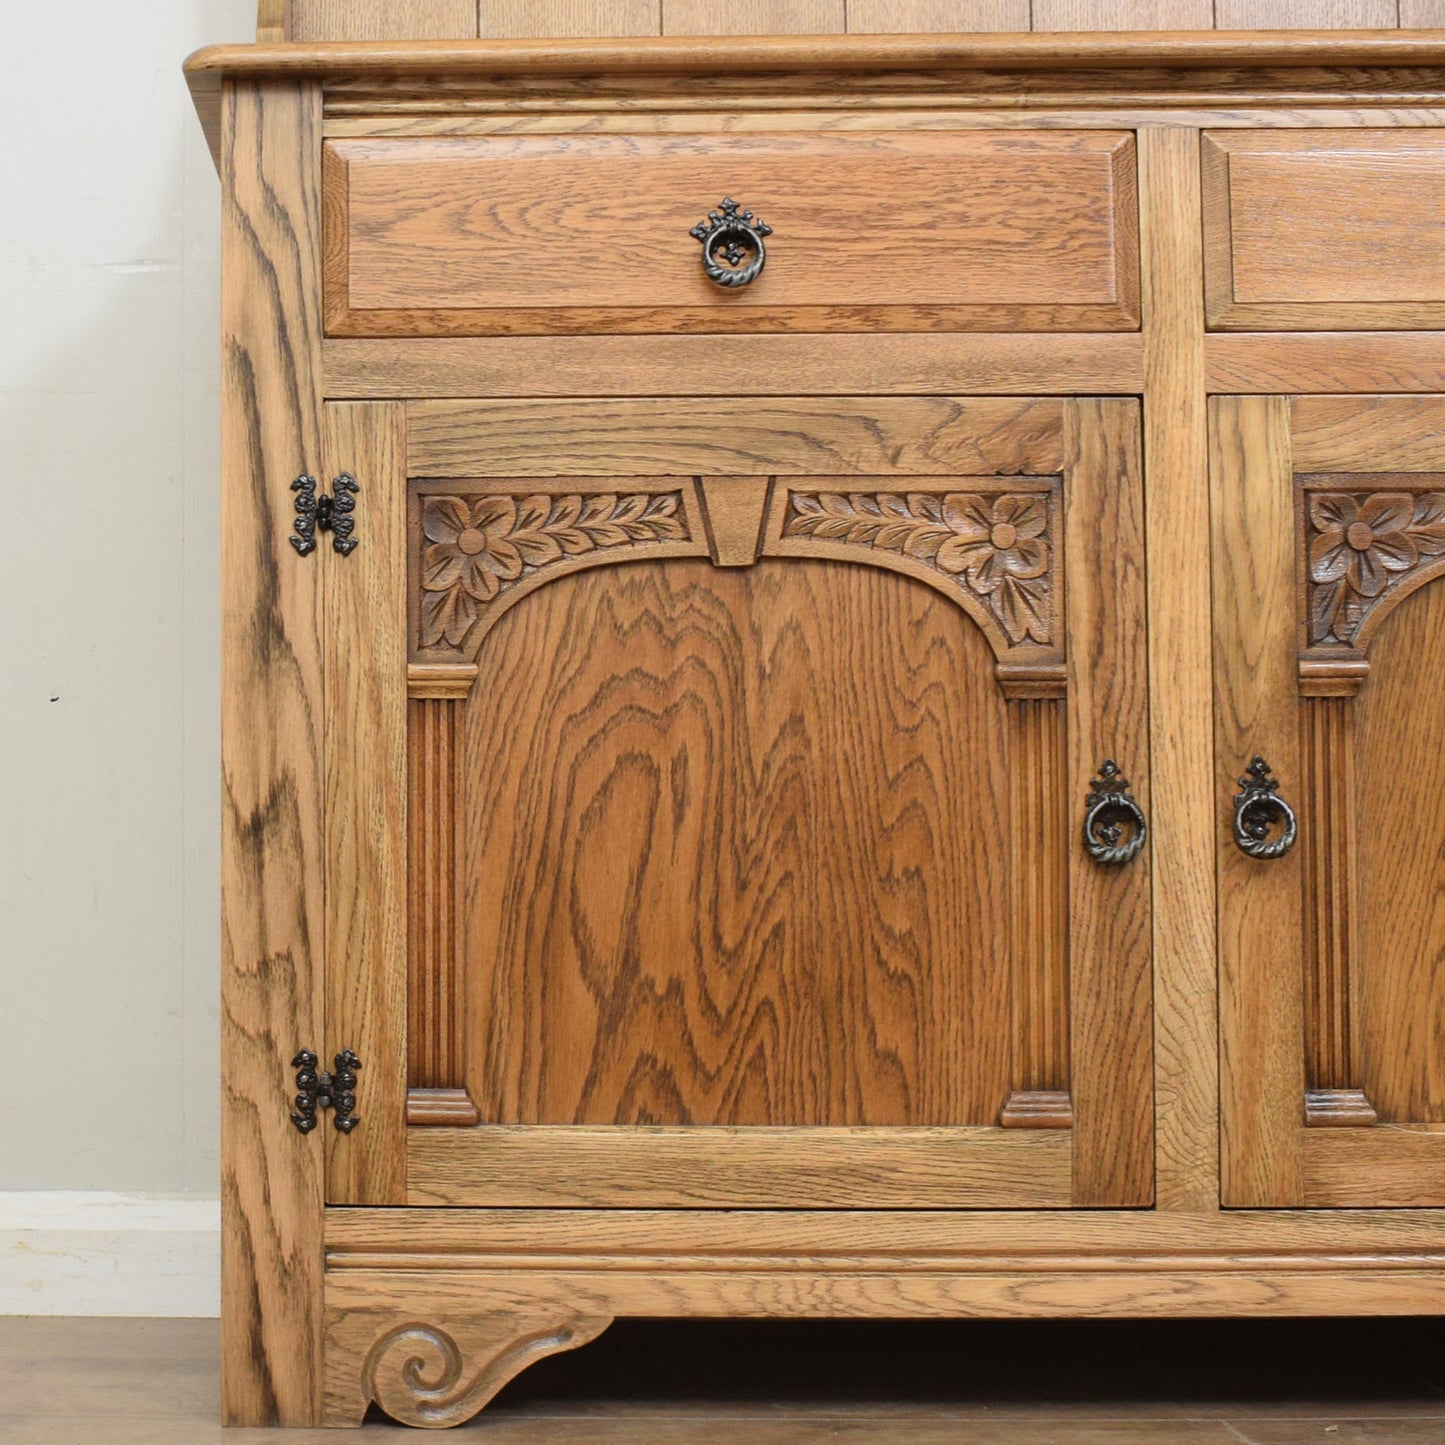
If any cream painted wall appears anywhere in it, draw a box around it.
[0,0,255,1191]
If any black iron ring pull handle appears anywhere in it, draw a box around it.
[1083,759,1148,865]
[1233,755,1297,860]
[689,197,771,288]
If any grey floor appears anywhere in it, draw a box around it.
[4,1315,1445,1440]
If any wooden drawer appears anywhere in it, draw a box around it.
[323,130,1139,336]
[1203,129,1445,330]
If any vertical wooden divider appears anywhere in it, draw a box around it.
[1065,397,1153,1206]
[1211,394,1306,1207]
[220,77,325,1427]
[323,402,409,1205]
[1138,126,1218,1214]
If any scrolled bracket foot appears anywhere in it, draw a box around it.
[327,1305,612,1429]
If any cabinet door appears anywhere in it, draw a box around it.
[1215,395,1445,1207]
[326,396,1153,1209]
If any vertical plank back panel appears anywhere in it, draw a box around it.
[290,0,476,39]
[479,2,661,36]
[663,0,844,33]
[1032,0,1214,29]
[220,78,325,1427]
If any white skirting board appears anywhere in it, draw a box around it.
[0,1192,219,1317]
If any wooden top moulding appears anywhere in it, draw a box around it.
[186,30,1445,166]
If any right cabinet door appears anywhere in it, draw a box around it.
[1215,394,1445,1207]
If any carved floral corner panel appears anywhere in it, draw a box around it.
[1299,474,1445,655]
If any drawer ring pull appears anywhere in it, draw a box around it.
[689,197,771,288]
[1233,755,1297,860]
[1083,758,1147,865]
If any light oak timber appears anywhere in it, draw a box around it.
[478,1,661,37]
[1212,395,1305,1209]
[324,1206,1445,1258]
[321,402,408,1207]
[255,0,284,42]
[220,78,326,1428]
[405,397,1067,477]
[407,1126,1073,1208]
[1206,333,1445,394]
[324,333,1146,400]
[289,0,475,40]
[1138,125,1216,1214]
[405,662,477,698]
[319,109,1445,138]
[1063,398,1153,1207]
[1204,129,1445,330]
[663,0,845,33]
[1217,0,1401,27]
[1304,1129,1445,1207]
[1033,0,1215,27]
[323,131,1138,336]
[847,0,1031,31]
[1292,393,1445,470]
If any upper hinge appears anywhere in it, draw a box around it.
[289,1049,362,1134]
[290,472,359,556]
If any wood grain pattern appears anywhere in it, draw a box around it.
[219,78,325,1428]
[1003,698,1070,1126]
[405,397,1066,477]
[408,1125,1073,1207]
[1205,334,1445,395]
[1063,398,1152,1208]
[846,0,1030,30]
[408,699,461,1093]
[1304,1128,1445,1207]
[321,402,408,1206]
[1293,395,1445,471]
[1138,125,1216,1215]
[327,1204,1445,1257]
[663,0,844,33]
[1353,571,1445,1124]
[1402,0,1445,22]
[1212,395,1306,1209]
[290,0,476,38]
[1216,0,1401,24]
[478,1,661,37]
[323,131,1139,335]
[1204,130,1445,331]
[325,333,1145,400]
[324,1262,1445,1354]
[1032,0,1214,29]
[459,559,1013,1130]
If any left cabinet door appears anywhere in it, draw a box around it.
[327,393,1155,1210]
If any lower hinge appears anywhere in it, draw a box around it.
[290,1049,362,1134]
[290,472,360,556]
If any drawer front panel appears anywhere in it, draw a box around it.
[1203,130,1445,331]
[323,131,1139,335]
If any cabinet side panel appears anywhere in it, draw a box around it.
[1211,394,1306,1208]
[220,78,326,1426]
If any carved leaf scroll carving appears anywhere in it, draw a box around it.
[783,490,1053,645]
[1307,490,1445,646]
[419,491,689,651]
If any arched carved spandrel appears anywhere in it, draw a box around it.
[1299,478,1445,681]
[771,481,1063,666]
[339,1310,612,1429]
[412,484,705,662]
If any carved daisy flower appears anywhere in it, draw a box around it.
[1309,493,1419,600]
[935,493,1050,593]
[422,496,529,603]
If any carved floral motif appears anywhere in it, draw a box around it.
[784,490,1053,645]
[1307,490,1445,645]
[420,491,689,650]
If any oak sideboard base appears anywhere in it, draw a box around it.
[320,1207,1445,1429]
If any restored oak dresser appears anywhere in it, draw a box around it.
[187,29,1445,1429]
